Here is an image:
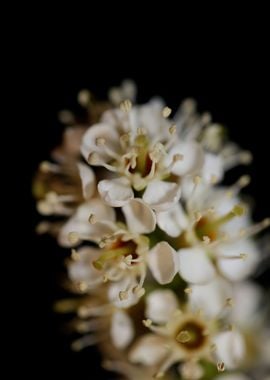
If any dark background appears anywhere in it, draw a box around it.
[24,44,270,378]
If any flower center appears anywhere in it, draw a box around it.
[131,134,153,177]
[175,320,206,350]
[194,205,245,242]
[93,240,138,270]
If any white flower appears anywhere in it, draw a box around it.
[129,289,246,377]
[81,100,203,211]
[68,199,178,304]
[159,185,261,284]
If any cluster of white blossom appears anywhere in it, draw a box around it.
[34,81,270,380]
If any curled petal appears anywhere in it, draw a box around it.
[81,123,120,163]
[122,198,156,234]
[98,178,134,207]
[148,242,177,284]
[77,163,96,200]
[143,180,181,212]
[156,203,188,237]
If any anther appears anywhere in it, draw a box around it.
[120,99,132,112]
[68,232,80,244]
[119,291,128,301]
[169,124,176,134]
[143,319,152,327]
[217,362,225,372]
[95,137,106,146]
[162,107,172,118]
[77,89,91,106]
[88,214,97,224]
[71,249,80,261]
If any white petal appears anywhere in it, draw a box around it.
[189,278,232,318]
[98,178,134,207]
[215,374,250,380]
[156,203,188,237]
[148,242,177,284]
[214,330,245,369]
[108,279,140,309]
[143,180,181,212]
[77,163,96,200]
[68,247,102,287]
[217,239,259,281]
[167,141,204,176]
[231,281,263,327]
[129,334,167,365]
[81,123,120,163]
[201,153,224,183]
[122,198,156,234]
[111,310,134,349]
[178,247,216,284]
[146,289,179,324]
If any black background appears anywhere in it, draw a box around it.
[22,31,270,378]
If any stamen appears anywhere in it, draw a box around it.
[88,214,96,224]
[218,253,248,260]
[162,106,172,118]
[95,137,106,146]
[202,236,211,244]
[88,152,100,165]
[71,249,80,261]
[120,99,132,112]
[119,290,128,301]
[68,232,80,244]
[40,161,60,173]
[71,334,101,351]
[169,124,176,134]
[137,127,146,135]
[225,298,233,307]
[217,362,225,372]
[133,286,145,298]
[143,319,152,327]
[184,287,193,294]
[77,89,91,106]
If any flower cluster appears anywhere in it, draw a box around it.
[34,81,270,380]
